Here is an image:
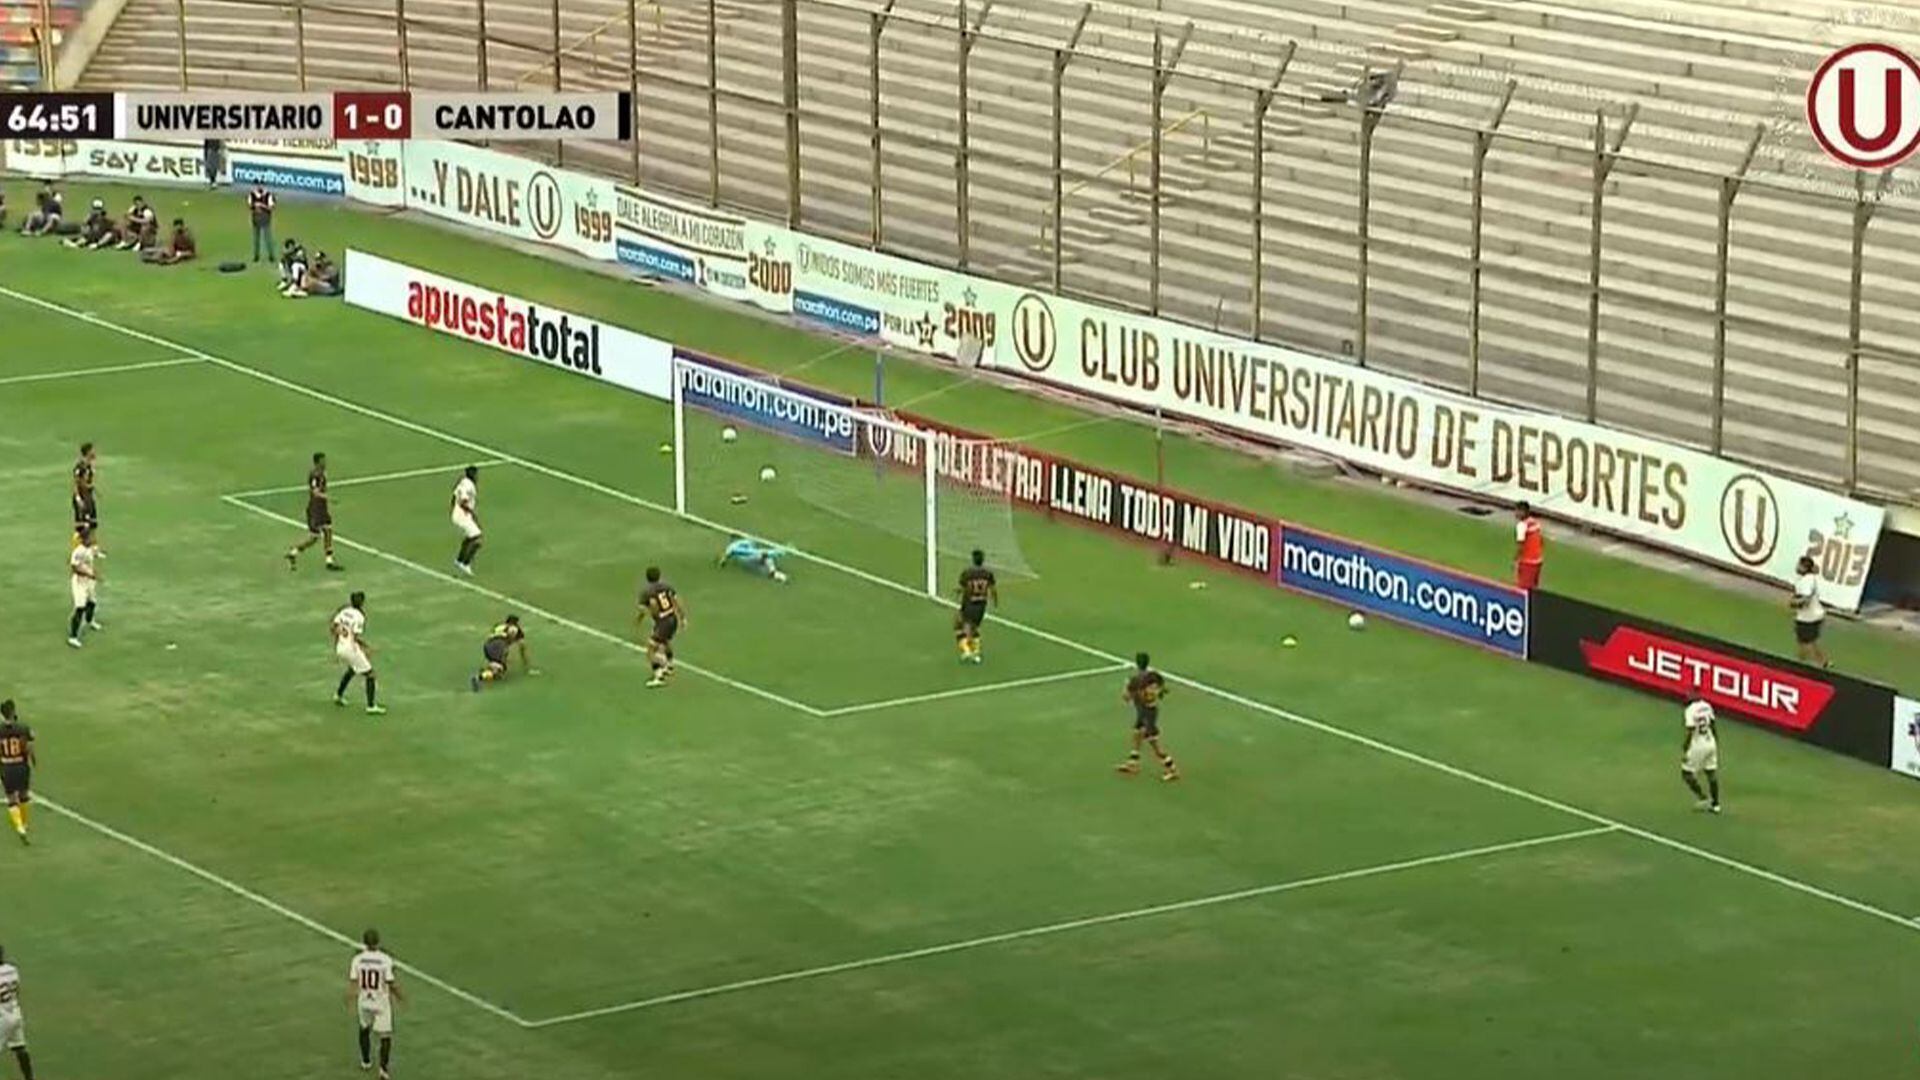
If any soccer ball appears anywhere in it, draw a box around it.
[1347,612,1367,631]
[760,466,777,482]
[722,426,739,443]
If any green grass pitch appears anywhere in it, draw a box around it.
[3,181,1920,1079]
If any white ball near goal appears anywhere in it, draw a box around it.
[759,466,778,482]
[1347,612,1367,631]
[721,426,739,443]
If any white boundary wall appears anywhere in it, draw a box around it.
[1,135,1886,610]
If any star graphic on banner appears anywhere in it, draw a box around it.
[963,286,978,308]
[1833,513,1855,540]
[364,141,381,155]
[584,189,599,210]
[764,237,779,258]
[913,314,938,348]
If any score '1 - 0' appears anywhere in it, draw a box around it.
[334,91,411,139]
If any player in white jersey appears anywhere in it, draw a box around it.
[332,591,386,715]
[450,465,483,576]
[0,945,37,1080]
[1681,698,1721,813]
[347,929,403,1078]
[65,526,102,649]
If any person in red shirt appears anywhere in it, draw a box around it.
[143,218,196,265]
[1514,502,1544,589]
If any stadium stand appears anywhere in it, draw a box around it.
[74,0,1920,497]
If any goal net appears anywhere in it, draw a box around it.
[671,356,1036,596]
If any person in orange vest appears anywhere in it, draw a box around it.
[1514,502,1545,589]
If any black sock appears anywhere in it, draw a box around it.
[456,539,472,564]
[69,608,83,637]
[336,670,354,698]
[1707,773,1720,805]
[358,1026,372,1066]
[365,676,378,708]
[379,1036,392,1072]
[83,600,97,623]
[15,1047,33,1080]
[1682,772,1705,800]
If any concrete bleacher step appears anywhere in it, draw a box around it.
[75,0,1920,494]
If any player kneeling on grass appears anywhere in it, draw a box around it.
[1681,698,1721,814]
[472,615,537,691]
[285,249,341,299]
[117,196,157,252]
[141,218,196,265]
[277,238,307,294]
[61,200,112,250]
[718,536,788,582]
[17,181,61,237]
[1117,652,1179,782]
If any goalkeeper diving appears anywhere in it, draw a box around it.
[719,536,790,583]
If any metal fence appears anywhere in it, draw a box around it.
[111,0,1920,499]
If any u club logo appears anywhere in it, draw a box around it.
[1806,42,1920,169]
[527,171,563,240]
[1718,473,1780,568]
[1011,294,1056,373]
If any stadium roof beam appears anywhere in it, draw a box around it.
[954,0,994,268]
[1249,41,1297,339]
[1710,122,1767,454]
[1466,78,1518,396]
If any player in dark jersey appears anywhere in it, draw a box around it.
[1117,652,1179,782]
[638,566,683,689]
[70,441,97,544]
[286,452,343,571]
[954,548,998,664]
[471,615,536,691]
[0,700,35,845]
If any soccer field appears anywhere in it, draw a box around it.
[5,181,1920,1080]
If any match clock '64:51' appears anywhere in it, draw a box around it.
[0,93,116,138]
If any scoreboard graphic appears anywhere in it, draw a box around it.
[0,90,633,141]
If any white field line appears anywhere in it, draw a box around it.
[38,795,531,1027]
[819,663,1127,717]
[220,495,829,718]
[0,356,204,386]
[5,285,1917,977]
[525,824,1620,1028]
[226,458,510,499]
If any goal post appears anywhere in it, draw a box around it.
[671,355,941,597]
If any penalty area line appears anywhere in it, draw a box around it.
[225,458,511,499]
[0,356,205,386]
[819,663,1129,717]
[523,823,1619,1028]
[219,494,831,718]
[38,795,530,1027]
